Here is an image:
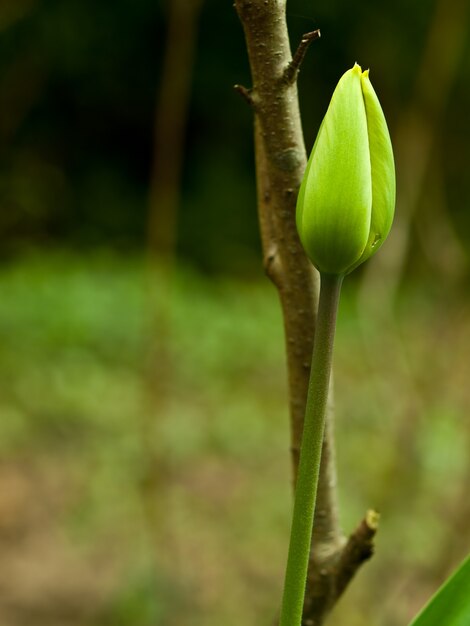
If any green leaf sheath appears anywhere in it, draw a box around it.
[409,554,470,626]
[279,273,343,626]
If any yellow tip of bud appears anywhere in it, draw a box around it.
[352,62,362,74]
[362,68,370,78]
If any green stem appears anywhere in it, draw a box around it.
[279,272,344,626]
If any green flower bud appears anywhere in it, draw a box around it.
[296,63,395,275]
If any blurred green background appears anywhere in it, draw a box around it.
[0,1,469,625]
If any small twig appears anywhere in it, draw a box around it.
[334,510,379,599]
[282,29,321,86]
[301,510,378,625]
[233,83,255,106]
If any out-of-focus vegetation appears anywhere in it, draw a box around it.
[0,253,469,626]
[0,0,469,624]
[0,0,469,273]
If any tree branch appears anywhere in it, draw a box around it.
[334,510,379,599]
[254,117,284,288]
[282,29,321,86]
[302,511,378,625]
[234,1,376,624]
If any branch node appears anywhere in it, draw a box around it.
[233,83,255,106]
[264,246,283,287]
[282,29,321,86]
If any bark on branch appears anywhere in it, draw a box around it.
[282,29,321,86]
[234,1,376,623]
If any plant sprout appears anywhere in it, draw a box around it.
[279,63,395,626]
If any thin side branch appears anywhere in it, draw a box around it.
[234,83,255,106]
[334,510,379,599]
[282,29,321,86]
[302,511,378,625]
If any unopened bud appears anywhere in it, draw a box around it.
[296,63,395,275]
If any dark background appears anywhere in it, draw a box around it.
[1,0,469,275]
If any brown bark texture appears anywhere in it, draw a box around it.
[234,1,377,624]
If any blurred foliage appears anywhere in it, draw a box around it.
[0,0,468,273]
[0,253,469,625]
